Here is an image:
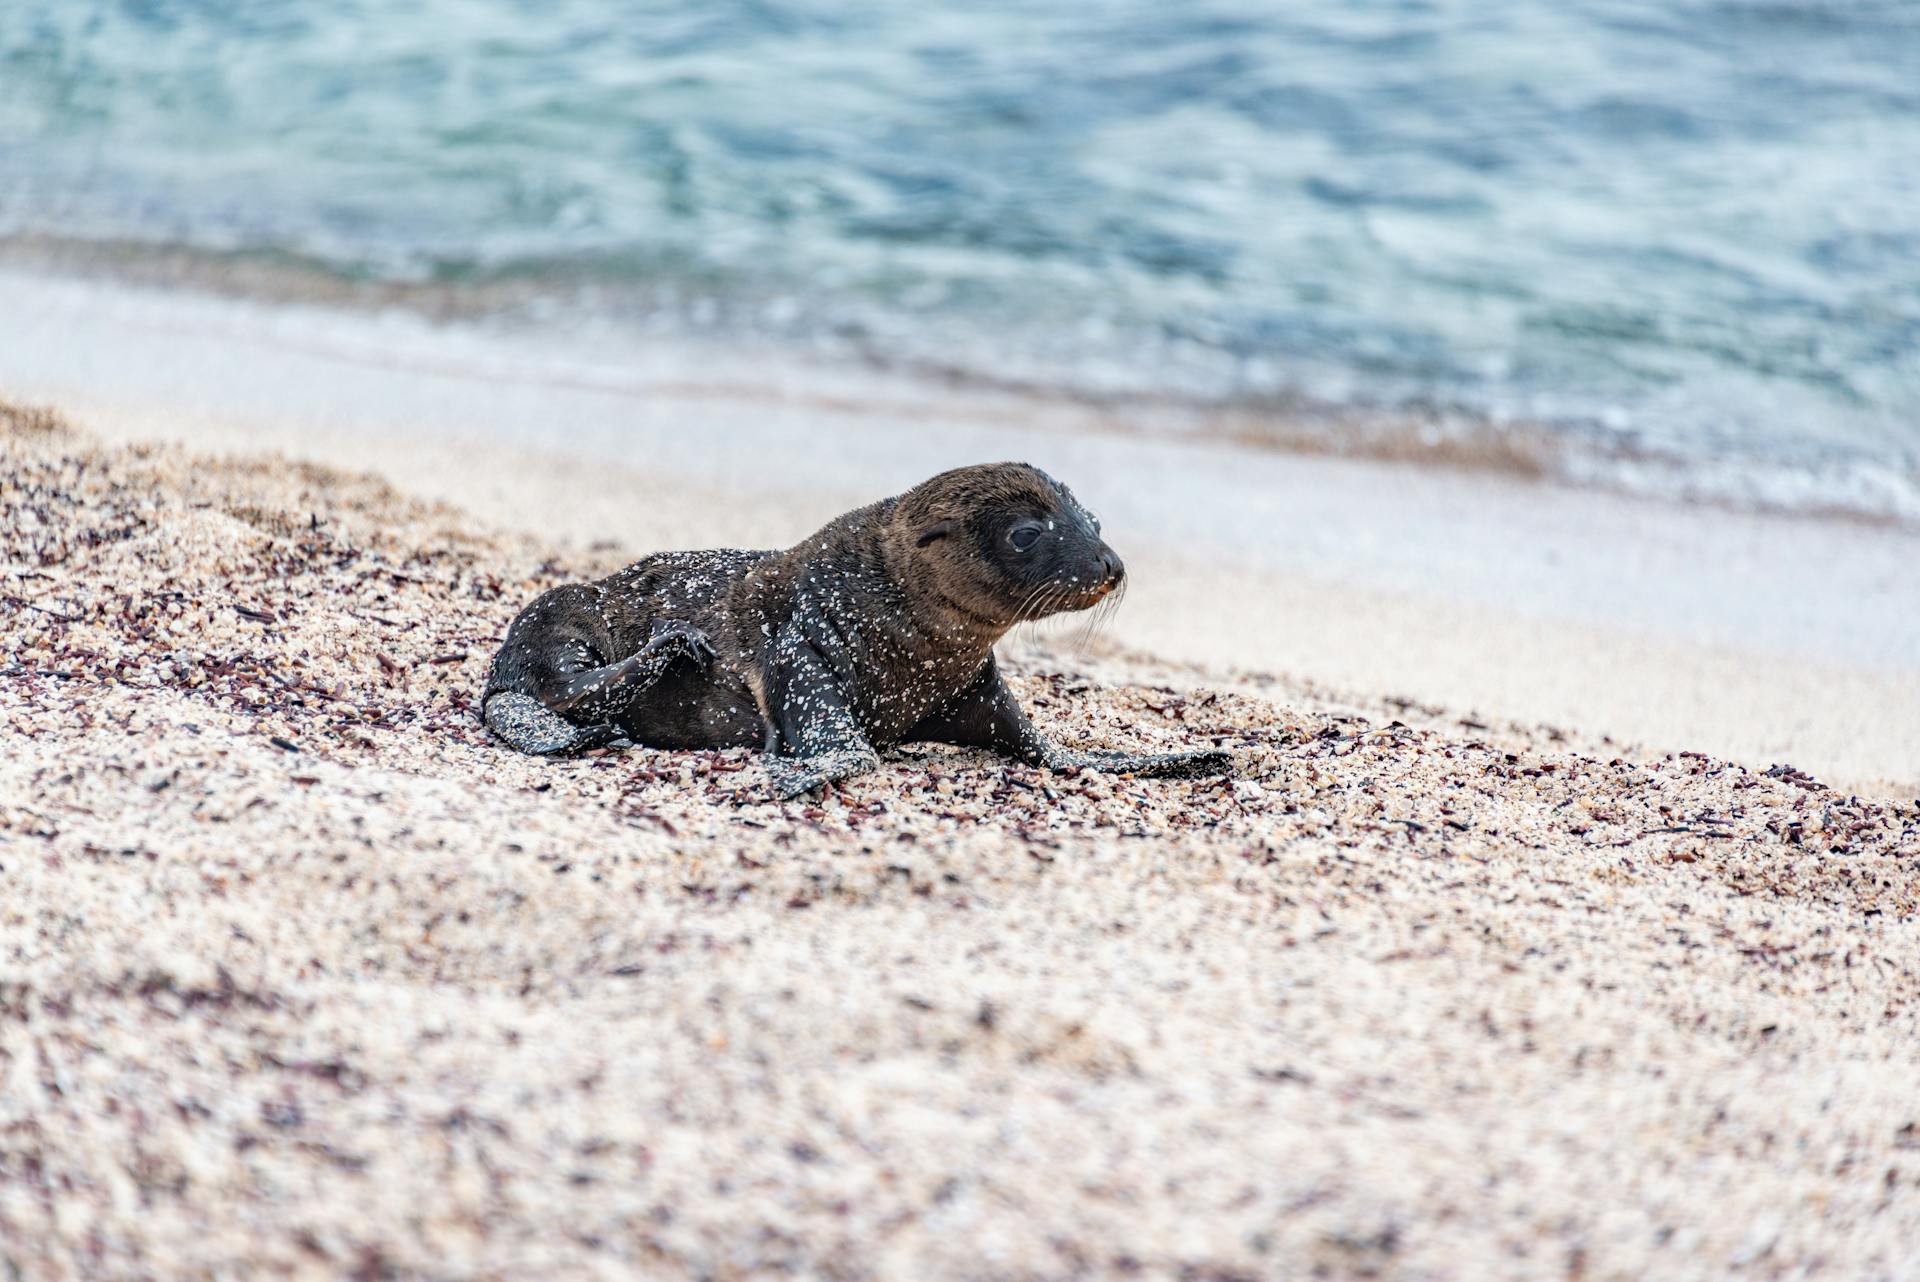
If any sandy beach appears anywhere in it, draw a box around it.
[5,356,1920,1280]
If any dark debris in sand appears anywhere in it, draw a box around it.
[4,402,1920,1281]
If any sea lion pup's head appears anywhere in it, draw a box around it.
[890,462,1124,629]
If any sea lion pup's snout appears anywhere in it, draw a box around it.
[893,461,1125,623]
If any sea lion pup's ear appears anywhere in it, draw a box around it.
[915,521,952,548]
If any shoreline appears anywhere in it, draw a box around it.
[2,265,1916,796]
[3,243,1916,528]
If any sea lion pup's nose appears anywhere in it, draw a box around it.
[1100,549,1124,584]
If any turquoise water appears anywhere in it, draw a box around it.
[3,1,1919,515]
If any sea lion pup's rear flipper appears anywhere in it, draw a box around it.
[483,618,716,757]
[483,692,620,756]
[905,656,1234,780]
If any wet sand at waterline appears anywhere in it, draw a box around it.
[4,402,1919,1279]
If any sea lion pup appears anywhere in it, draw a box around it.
[481,462,1231,799]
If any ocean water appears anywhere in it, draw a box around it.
[3,0,1918,518]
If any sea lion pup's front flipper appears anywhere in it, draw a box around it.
[906,656,1233,780]
[483,617,716,756]
[763,745,882,800]
[760,637,882,800]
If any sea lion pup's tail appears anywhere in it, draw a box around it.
[481,691,620,756]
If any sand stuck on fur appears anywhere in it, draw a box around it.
[3,404,1919,1281]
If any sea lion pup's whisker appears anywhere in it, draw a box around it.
[1075,587,1108,644]
[1073,589,1120,657]
[1020,577,1061,623]
[1012,580,1048,624]
[1013,583,1075,656]
[1025,584,1070,646]
[1012,580,1066,654]
[1072,587,1121,657]
[1013,583,1055,654]
[479,461,1232,796]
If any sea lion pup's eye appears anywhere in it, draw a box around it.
[1008,522,1045,551]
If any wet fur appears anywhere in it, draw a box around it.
[482,462,1231,798]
